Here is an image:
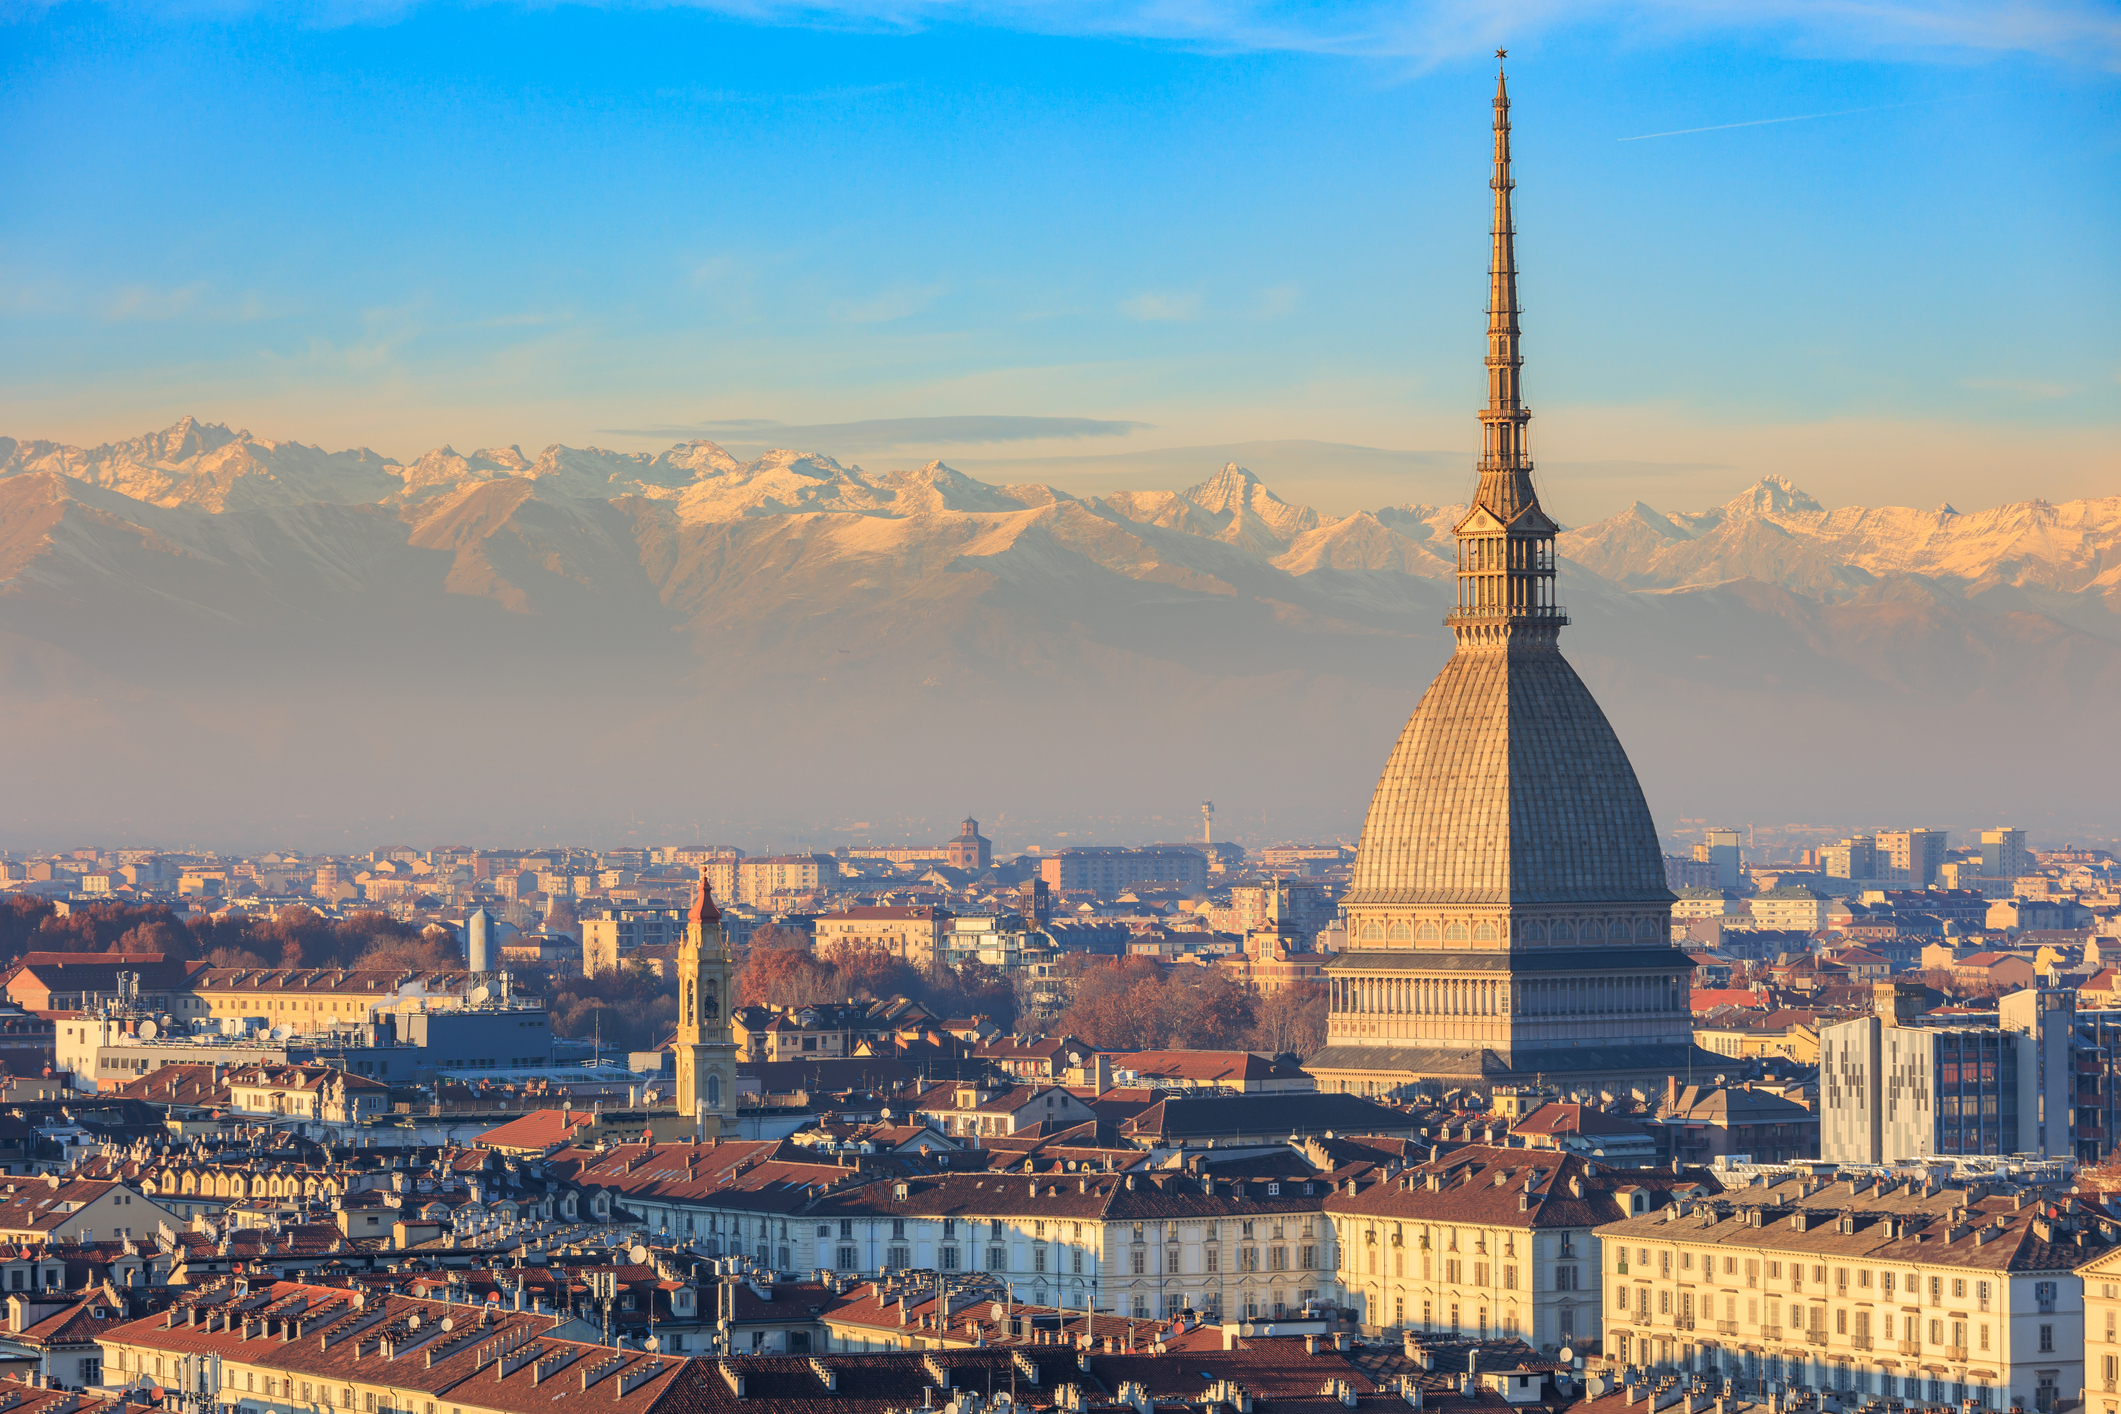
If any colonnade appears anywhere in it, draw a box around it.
[1327,973,1680,1017]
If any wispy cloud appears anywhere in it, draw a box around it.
[104,283,207,322]
[1255,284,1301,317]
[1120,289,1202,322]
[1620,99,1946,141]
[246,0,2118,66]
[40,0,2119,69]
[833,282,948,324]
[600,414,1152,448]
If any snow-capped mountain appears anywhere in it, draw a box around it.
[1561,475,2121,599]
[1,419,2113,844]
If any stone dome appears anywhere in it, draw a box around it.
[1344,641,1670,907]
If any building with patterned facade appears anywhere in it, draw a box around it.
[1306,58,1711,1100]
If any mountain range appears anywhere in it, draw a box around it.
[2,418,2116,848]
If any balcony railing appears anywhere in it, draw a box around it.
[1759,1326,1782,1342]
[1852,1338,1873,1352]
[1946,1347,1969,1362]
[1806,1331,1827,1345]
[1898,1342,1921,1356]
[1717,1322,1740,1336]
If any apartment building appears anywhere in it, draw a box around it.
[911,1081,1096,1138]
[1820,987,2080,1164]
[100,1284,646,1414]
[580,906,687,975]
[1593,1174,2094,1413]
[1037,847,1209,896]
[1876,830,1950,888]
[1750,886,1831,933]
[813,906,952,971]
[1321,1144,1687,1352]
[187,966,479,1032]
[2076,1244,2121,1414]
[730,853,838,905]
[0,1176,175,1243]
[2,953,205,1014]
[545,1139,1332,1321]
[728,999,931,1063]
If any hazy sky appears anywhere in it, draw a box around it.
[5,0,2116,523]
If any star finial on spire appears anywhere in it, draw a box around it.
[1495,48,1507,60]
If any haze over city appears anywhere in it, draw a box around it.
[2,0,2117,852]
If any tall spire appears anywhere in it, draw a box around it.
[1449,50,1564,644]
[1477,49,1536,524]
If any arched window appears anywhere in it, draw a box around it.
[1416,921,1440,941]
[1472,921,1498,941]
[1521,922,1547,942]
[1443,921,1469,941]
[1550,920,1574,941]
[1387,921,1412,942]
[1360,921,1385,941]
[707,1073,721,1107]
[1583,919,1605,942]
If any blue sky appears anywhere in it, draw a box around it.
[4,0,2116,521]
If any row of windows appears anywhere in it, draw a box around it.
[1608,1340,2042,1407]
[1614,1248,2034,1310]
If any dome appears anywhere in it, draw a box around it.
[1345,641,1669,907]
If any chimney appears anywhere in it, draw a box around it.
[1665,1075,1679,1112]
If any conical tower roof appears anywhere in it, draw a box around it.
[1346,54,1667,912]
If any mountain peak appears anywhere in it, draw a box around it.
[147,416,244,464]
[1726,475,1824,517]
[1184,462,1274,516]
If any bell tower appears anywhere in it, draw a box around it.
[675,871,739,1134]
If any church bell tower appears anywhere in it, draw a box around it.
[676,872,739,1134]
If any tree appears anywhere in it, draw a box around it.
[736,946,840,1009]
[1246,981,1328,1058]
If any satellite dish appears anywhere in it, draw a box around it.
[1558,1348,1575,1364]
[439,1318,454,1332]
[137,1021,158,1040]
[629,1244,648,1265]
[469,985,491,1005]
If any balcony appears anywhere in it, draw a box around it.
[1759,1326,1782,1342]
[1806,1331,1827,1345]
[1946,1347,1969,1362]
[1718,1322,1740,1335]
[1852,1338,1873,1352]
[1898,1342,1921,1356]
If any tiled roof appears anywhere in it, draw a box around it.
[190,967,474,993]
[101,1282,688,1414]
[1121,1093,1414,1141]
[0,1177,128,1233]
[1322,1145,1704,1230]
[19,1298,134,1346]
[813,1169,1327,1223]
[111,1064,232,1107]
[1104,1051,1306,1083]
[475,1108,600,1152]
[1507,1103,1648,1139]
[1592,1178,2099,1272]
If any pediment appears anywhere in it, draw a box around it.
[1454,505,1508,537]
[1504,503,1560,535]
